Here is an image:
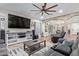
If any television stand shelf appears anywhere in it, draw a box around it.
[6,31,32,46]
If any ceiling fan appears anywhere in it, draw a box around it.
[31,3,58,15]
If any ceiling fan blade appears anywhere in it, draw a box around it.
[46,4,58,10]
[47,10,56,12]
[45,12,50,15]
[30,10,40,11]
[43,3,47,9]
[32,4,41,10]
[45,11,53,15]
[41,12,44,16]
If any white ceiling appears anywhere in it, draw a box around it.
[0,3,79,20]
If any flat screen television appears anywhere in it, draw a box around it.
[8,14,30,29]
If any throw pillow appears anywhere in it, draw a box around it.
[70,48,79,56]
[72,38,79,51]
[55,44,71,56]
[62,39,74,47]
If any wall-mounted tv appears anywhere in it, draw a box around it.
[8,14,31,29]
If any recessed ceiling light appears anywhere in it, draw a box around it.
[58,10,63,13]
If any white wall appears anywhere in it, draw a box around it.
[0,8,33,33]
[0,7,43,39]
[68,23,79,34]
[64,16,79,34]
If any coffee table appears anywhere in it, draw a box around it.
[23,39,46,55]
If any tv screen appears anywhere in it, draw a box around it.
[8,14,30,29]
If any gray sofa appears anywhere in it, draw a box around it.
[51,32,66,43]
[31,36,79,56]
[0,44,8,56]
[31,46,64,56]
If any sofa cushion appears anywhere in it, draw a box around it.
[55,44,71,56]
[70,48,79,56]
[58,38,65,43]
[40,47,55,56]
[72,37,79,51]
[51,42,61,49]
[31,51,45,56]
[62,39,74,47]
[43,49,55,56]
[50,51,64,56]
[32,47,55,56]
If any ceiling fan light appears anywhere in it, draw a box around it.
[59,10,63,13]
[41,16,44,19]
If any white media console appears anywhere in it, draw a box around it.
[6,31,32,45]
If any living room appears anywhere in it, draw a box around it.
[0,3,79,56]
